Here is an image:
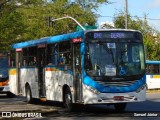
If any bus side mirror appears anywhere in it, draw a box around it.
[80,43,85,55]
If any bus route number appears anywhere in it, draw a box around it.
[111,33,125,39]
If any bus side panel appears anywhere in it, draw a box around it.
[45,68,59,101]
[146,75,160,89]
[45,67,74,102]
[20,68,39,98]
[9,68,18,95]
[58,71,74,101]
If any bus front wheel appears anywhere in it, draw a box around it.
[114,103,127,111]
[7,92,15,98]
[26,86,33,103]
[64,88,73,112]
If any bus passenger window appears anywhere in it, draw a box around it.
[59,54,65,64]
[47,44,59,65]
[11,59,15,67]
[32,57,37,65]
[23,59,27,66]
[146,65,150,74]
[59,41,71,65]
[67,53,71,64]
[9,50,16,67]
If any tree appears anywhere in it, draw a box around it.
[0,0,109,50]
[0,0,27,50]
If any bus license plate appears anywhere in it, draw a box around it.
[114,96,124,101]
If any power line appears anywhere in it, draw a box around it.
[131,16,160,21]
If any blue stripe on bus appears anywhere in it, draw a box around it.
[83,73,146,93]
[146,60,160,64]
[12,31,84,49]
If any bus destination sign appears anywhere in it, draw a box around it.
[93,32,134,39]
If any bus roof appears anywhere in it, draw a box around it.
[85,28,141,33]
[12,28,141,49]
[146,60,160,64]
[12,31,84,49]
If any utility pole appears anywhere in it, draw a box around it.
[125,0,128,29]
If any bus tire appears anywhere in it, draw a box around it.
[7,92,15,98]
[64,87,73,112]
[26,86,33,103]
[114,103,127,112]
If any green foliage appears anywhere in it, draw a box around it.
[75,0,109,10]
[0,0,109,51]
[0,11,25,50]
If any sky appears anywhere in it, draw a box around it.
[97,0,160,31]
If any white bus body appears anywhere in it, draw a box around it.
[146,60,160,89]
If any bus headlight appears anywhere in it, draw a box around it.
[0,80,9,86]
[85,85,101,94]
[136,84,146,93]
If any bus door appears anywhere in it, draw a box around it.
[37,45,46,98]
[73,43,82,102]
[15,49,22,95]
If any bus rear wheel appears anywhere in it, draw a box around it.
[26,86,33,103]
[64,88,73,112]
[114,103,127,111]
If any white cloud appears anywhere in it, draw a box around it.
[99,21,114,28]
[100,21,114,26]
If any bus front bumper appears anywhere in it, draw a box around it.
[0,85,10,93]
[83,85,146,104]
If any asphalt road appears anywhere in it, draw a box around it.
[126,93,160,112]
[0,93,160,120]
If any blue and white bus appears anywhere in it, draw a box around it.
[0,52,11,96]
[9,29,146,111]
[146,60,160,89]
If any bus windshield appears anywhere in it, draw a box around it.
[0,57,8,68]
[0,53,8,80]
[85,42,145,77]
[0,53,8,68]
